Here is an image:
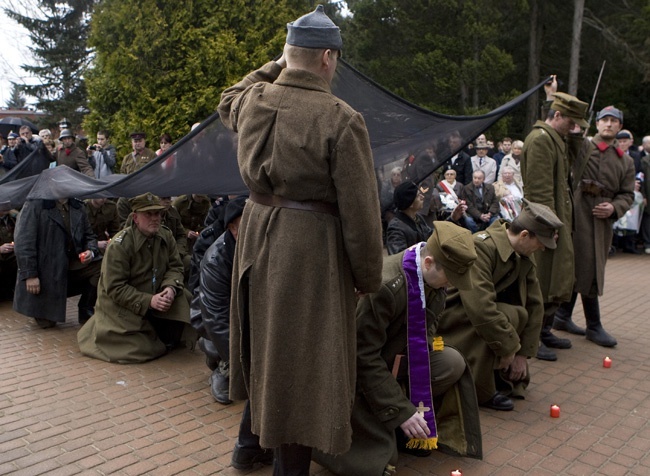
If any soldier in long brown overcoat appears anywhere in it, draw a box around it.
[217,6,384,474]
[56,129,94,177]
[521,78,589,361]
[554,106,635,347]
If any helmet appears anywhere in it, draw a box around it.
[59,129,74,140]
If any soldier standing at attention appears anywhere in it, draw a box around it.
[521,76,589,361]
[217,5,383,474]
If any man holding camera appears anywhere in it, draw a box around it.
[87,130,117,179]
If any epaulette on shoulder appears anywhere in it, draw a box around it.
[386,274,404,294]
[160,224,172,232]
[112,229,127,244]
[476,231,491,241]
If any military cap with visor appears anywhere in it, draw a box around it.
[514,199,564,250]
[426,221,477,290]
[596,106,624,123]
[551,92,589,128]
[130,193,165,213]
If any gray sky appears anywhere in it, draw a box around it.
[0,0,39,108]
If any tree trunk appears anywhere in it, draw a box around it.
[568,0,585,95]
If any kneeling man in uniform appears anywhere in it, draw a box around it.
[78,193,192,363]
[438,200,562,411]
[315,222,483,476]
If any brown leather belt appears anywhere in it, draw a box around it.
[249,191,339,217]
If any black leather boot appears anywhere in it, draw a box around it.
[77,284,97,325]
[582,296,617,347]
[231,401,273,469]
[553,292,586,335]
[540,304,571,349]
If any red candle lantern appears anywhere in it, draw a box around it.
[603,356,612,368]
[450,471,462,476]
[550,404,560,418]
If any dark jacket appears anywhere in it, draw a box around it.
[385,211,433,255]
[444,151,474,185]
[14,199,99,322]
[462,182,499,219]
[187,224,220,295]
[189,230,235,360]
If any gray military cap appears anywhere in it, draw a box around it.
[286,5,343,50]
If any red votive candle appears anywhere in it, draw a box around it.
[550,404,560,418]
[603,356,612,368]
[450,470,462,476]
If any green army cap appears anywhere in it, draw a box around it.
[515,199,564,249]
[130,193,165,212]
[551,92,589,128]
[426,221,477,290]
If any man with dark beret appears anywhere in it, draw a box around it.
[438,200,561,411]
[386,182,432,255]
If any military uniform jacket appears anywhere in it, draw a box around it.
[315,252,482,475]
[77,224,189,363]
[56,145,94,177]
[172,195,210,233]
[438,220,544,401]
[521,120,574,303]
[85,201,121,241]
[120,148,155,174]
[14,199,99,322]
[218,61,384,454]
[571,134,635,296]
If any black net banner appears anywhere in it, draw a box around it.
[0,60,547,208]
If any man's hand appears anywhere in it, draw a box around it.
[451,200,468,222]
[497,353,515,370]
[544,74,557,101]
[0,242,14,254]
[507,355,528,382]
[150,287,176,312]
[97,240,109,251]
[26,277,41,295]
[480,212,491,223]
[187,230,199,240]
[399,411,430,440]
[592,202,614,219]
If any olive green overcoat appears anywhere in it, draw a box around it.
[570,135,635,296]
[218,61,384,454]
[521,121,574,303]
[438,221,544,403]
[314,252,482,476]
[77,224,189,363]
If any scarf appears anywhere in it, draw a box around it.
[402,243,440,450]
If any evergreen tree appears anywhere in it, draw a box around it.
[84,0,314,158]
[6,82,27,109]
[4,0,95,127]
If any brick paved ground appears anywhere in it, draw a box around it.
[1,253,649,475]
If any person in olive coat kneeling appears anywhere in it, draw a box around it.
[78,193,192,364]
